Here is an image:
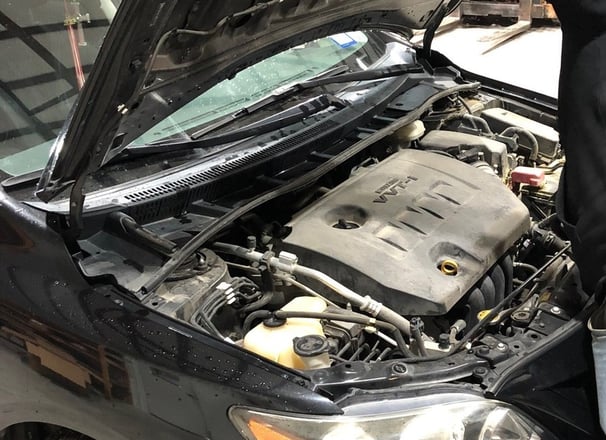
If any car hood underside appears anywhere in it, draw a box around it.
[35,0,453,205]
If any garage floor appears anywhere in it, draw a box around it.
[431,24,562,98]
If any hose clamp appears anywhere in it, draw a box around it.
[360,295,382,316]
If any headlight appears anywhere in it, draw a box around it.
[229,394,552,440]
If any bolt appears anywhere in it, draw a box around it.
[438,333,451,350]
[550,306,561,315]
[478,346,490,355]
[474,367,487,376]
[496,342,507,352]
[392,363,407,375]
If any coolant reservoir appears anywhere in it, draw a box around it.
[243,296,329,369]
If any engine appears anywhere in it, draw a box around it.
[283,148,530,316]
[77,91,569,372]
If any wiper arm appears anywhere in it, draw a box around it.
[190,63,422,140]
[190,64,350,140]
[120,94,347,158]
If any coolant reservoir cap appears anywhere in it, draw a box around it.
[293,335,330,357]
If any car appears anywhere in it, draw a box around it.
[0,0,601,439]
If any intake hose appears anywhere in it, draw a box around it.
[501,127,540,162]
[213,242,412,336]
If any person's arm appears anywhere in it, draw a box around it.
[550,0,606,35]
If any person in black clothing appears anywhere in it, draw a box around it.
[550,0,606,299]
[551,1,606,432]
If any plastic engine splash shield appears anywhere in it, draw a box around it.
[283,149,530,315]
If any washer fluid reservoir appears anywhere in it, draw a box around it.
[243,296,329,369]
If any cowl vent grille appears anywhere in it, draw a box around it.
[124,119,339,204]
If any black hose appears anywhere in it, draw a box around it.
[242,310,272,334]
[107,211,177,255]
[204,298,227,319]
[411,327,428,357]
[501,127,540,162]
[239,291,274,314]
[537,213,558,229]
[436,112,492,134]
[463,114,492,134]
[457,96,474,115]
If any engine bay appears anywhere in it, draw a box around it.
[70,73,580,376]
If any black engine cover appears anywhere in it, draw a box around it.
[283,149,529,315]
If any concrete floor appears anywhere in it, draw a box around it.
[431,24,562,98]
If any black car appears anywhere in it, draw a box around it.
[0,1,600,439]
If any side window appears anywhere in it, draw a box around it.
[0,0,118,177]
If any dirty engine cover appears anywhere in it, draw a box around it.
[283,149,529,315]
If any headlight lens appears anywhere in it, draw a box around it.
[229,395,551,440]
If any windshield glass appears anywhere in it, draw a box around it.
[135,32,374,145]
[0,0,119,177]
[132,30,415,146]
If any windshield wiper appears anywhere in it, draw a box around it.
[189,64,351,140]
[189,63,423,140]
[117,63,424,159]
[119,93,347,158]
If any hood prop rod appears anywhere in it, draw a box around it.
[422,4,449,60]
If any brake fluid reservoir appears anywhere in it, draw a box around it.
[243,296,328,369]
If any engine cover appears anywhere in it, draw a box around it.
[283,149,530,315]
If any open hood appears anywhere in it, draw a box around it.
[35,0,457,206]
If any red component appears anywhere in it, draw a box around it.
[511,166,546,187]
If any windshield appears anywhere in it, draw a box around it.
[0,0,119,177]
[132,30,414,146]
[135,32,372,145]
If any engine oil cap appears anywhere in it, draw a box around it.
[293,335,330,357]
